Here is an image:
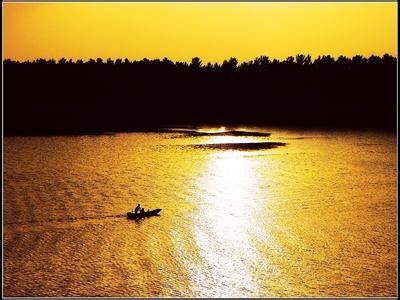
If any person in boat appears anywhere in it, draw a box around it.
[140,207,145,215]
[134,204,141,215]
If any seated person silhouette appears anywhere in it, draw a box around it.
[134,204,141,215]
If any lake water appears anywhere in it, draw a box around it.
[3,128,397,297]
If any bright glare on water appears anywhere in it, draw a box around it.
[3,128,397,297]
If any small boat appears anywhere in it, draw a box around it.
[127,209,162,220]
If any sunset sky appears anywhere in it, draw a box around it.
[3,3,397,63]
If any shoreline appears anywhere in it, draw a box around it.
[4,124,396,137]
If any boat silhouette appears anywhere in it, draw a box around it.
[127,209,162,220]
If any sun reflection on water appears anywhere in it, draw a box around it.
[190,145,269,297]
[197,126,227,134]
[202,151,257,216]
[203,135,255,145]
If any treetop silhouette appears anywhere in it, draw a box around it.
[4,54,396,135]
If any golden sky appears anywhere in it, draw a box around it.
[3,3,397,63]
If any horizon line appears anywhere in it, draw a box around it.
[3,53,397,64]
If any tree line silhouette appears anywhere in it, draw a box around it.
[4,54,397,135]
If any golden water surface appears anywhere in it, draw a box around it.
[3,128,397,297]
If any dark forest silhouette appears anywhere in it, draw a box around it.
[4,54,397,136]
